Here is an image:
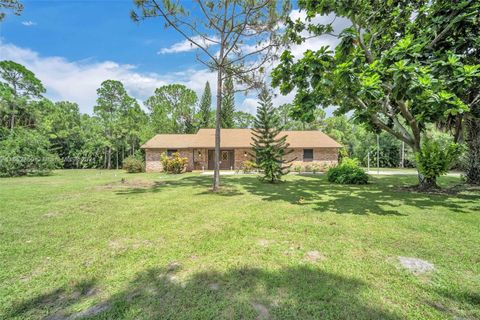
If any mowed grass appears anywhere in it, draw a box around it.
[0,170,479,320]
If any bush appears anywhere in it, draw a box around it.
[0,128,61,177]
[123,155,144,173]
[327,158,369,184]
[415,138,463,188]
[241,160,256,173]
[160,152,188,174]
[304,164,312,172]
[293,165,303,173]
[311,163,321,173]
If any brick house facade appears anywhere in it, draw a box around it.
[142,129,342,172]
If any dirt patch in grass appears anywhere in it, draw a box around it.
[43,211,64,218]
[68,302,110,319]
[304,250,326,263]
[108,237,165,251]
[398,256,435,275]
[257,239,276,247]
[251,302,270,320]
[98,179,164,190]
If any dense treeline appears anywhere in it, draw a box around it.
[0,60,416,176]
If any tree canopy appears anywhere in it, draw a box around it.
[272,0,479,187]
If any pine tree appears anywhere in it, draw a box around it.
[251,86,292,183]
[198,81,212,128]
[221,76,235,128]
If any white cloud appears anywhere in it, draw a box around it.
[158,35,219,54]
[0,42,217,114]
[21,20,37,27]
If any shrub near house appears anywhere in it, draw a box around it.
[160,152,188,174]
[123,155,145,173]
[327,158,369,184]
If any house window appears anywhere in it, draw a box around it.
[303,149,313,161]
[166,149,178,157]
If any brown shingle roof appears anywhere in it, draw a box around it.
[141,128,342,149]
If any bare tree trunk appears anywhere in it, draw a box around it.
[10,111,15,131]
[104,148,107,169]
[213,66,223,191]
[116,149,119,170]
[107,147,112,169]
[465,115,480,184]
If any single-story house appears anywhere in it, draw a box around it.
[141,128,342,172]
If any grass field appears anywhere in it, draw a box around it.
[1,170,479,319]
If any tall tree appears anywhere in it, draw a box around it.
[94,80,136,169]
[0,0,23,21]
[0,61,45,130]
[132,0,290,191]
[251,86,292,183]
[145,84,197,134]
[221,76,235,128]
[233,111,255,128]
[198,81,212,128]
[276,103,325,130]
[38,101,82,168]
[272,0,478,189]
[416,0,480,184]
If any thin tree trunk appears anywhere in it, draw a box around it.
[10,111,15,131]
[104,148,107,169]
[213,66,223,191]
[213,32,225,191]
[107,147,112,169]
[116,149,119,170]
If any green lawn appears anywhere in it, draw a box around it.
[1,170,479,319]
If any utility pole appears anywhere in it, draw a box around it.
[377,134,380,175]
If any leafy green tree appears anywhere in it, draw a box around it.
[0,0,23,21]
[145,84,197,134]
[417,1,479,184]
[94,80,137,169]
[277,103,325,130]
[416,137,463,190]
[233,111,255,128]
[132,0,290,190]
[123,102,148,156]
[221,76,235,128]
[198,81,212,128]
[0,60,45,130]
[38,101,82,168]
[272,0,478,189]
[0,127,60,177]
[75,114,108,168]
[251,86,292,183]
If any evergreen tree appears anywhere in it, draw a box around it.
[221,76,235,128]
[251,86,292,183]
[198,81,212,128]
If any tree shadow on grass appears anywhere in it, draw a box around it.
[232,175,479,215]
[5,278,98,319]
[9,265,402,319]
[114,175,243,197]
[113,174,478,215]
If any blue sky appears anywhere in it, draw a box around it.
[0,1,347,115]
[2,0,198,73]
